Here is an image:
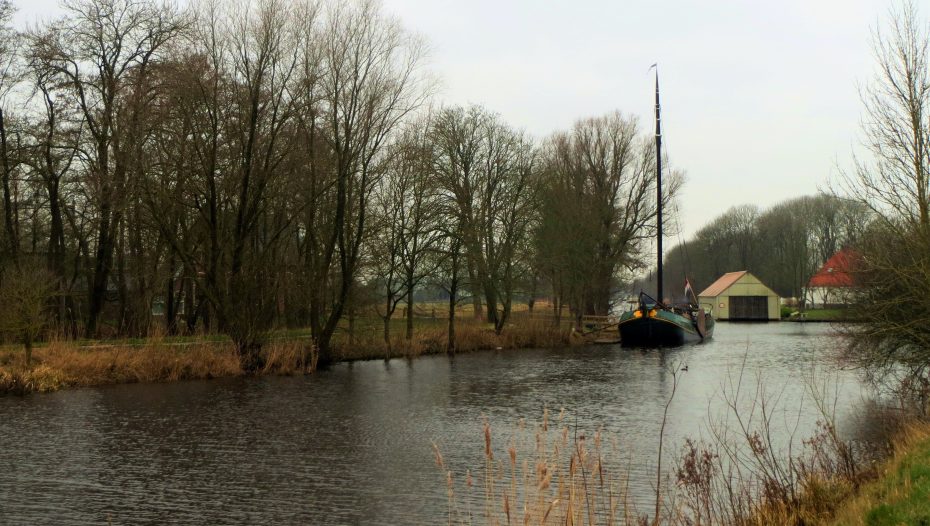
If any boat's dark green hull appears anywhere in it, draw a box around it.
[617,309,714,347]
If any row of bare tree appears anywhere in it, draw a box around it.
[0,0,668,370]
[649,194,871,303]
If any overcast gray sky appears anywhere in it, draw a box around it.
[13,0,889,238]
[376,0,888,239]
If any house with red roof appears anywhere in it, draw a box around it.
[808,248,861,308]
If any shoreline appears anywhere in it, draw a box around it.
[823,420,930,525]
[0,321,575,395]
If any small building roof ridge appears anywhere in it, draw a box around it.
[698,270,748,297]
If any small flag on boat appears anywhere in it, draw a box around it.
[685,278,696,302]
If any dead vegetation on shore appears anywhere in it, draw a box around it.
[335,318,572,361]
[0,340,240,394]
[437,412,924,526]
[0,320,573,395]
[433,362,926,526]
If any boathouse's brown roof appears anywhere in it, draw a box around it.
[698,271,748,297]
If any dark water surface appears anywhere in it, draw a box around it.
[0,323,870,525]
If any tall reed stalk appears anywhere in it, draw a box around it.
[434,370,900,525]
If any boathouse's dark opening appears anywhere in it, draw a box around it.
[729,296,769,320]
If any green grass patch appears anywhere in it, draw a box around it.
[828,425,930,525]
[800,308,848,321]
[862,443,930,525]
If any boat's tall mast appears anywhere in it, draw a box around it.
[654,72,663,303]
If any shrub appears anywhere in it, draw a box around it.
[0,266,54,364]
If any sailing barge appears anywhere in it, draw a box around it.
[617,71,715,347]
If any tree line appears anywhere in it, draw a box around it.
[642,194,870,304]
[0,0,670,370]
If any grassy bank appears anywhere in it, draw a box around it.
[0,318,573,395]
[826,421,930,525]
[786,308,856,322]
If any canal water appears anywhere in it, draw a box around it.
[0,323,871,524]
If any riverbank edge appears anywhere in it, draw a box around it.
[0,321,576,395]
[753,418,930,525]
[821,420,930,525]
[747,418,930,525]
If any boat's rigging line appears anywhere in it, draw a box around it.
[671,196,696,303]
[654,111,695,304]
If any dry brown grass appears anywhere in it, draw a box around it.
[334,318,573,361]
[0,340,241,394]
[0,338,318,395]
[0,319,571,394]
[261,340,318,374]
[664,365,889,526]
[436,412,886,526]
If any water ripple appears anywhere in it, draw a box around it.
[0,323,865,524]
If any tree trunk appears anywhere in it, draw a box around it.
[348,307,355,347]
[383,315,391,354]
[48,181,66,327]
[0,109,18,267]
[236,340,265,374]
[166,258,177,335]
[405,286,414,341]
[496,297,511,335]
[116,218,128,333]
[383,289,393,351]
[86,206,114,338]
[196,279,215,334]
[130,204,149,336]
[528,274,537,313]
[467,263,483,320]
[178,276,190,332]
[552,292,560,325]
[447,284,456,355]
[24,336,32,367]
[483,282,499,327]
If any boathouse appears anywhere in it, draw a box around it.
[698,271,780,321]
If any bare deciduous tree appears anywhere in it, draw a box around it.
[841,2,930,396]
[0,0,692,373]
[31,0,184,337]
[0,265,53,364]
[0,0,21,267]
[432,105,537,333]
[145,0,304,371]
[848,0,930,233]
[304,0,430,364]
[536,112,669,320]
